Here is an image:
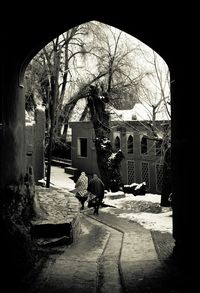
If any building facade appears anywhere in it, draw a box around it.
[69,120,170,194]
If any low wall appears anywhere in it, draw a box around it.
[33,187,81,244]
[67,194,81,243]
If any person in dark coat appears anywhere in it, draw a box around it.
[87,174,105,215]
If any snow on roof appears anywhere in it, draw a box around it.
[110,102,170,121]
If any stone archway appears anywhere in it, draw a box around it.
[1,13,198,290]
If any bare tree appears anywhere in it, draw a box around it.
[25,21,170,191]
[137,47,171,159]
[25,24,91,187]
[86,84,124,191]
[87,22,142,109]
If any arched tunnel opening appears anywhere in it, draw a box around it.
[1,12,197,292]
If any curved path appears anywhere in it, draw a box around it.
[29,210,181,293]
[86,211,167,293]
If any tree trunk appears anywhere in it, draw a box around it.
[46,49,60,187]
[46,78,56,188]
[87,85,124,191]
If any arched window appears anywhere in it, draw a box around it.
[114,136,120,150]
[141,137,148,154]
[127,135,133,154]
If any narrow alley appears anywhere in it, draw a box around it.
[28,167,192,292]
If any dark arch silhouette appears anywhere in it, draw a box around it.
[114,136,121,150]
[1,8,198,291]
[141,136,148,154]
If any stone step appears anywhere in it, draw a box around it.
[64,166,78,175]
[51,160,72,168]
[33,186,81,247]
[36,236,71,247]
[52,157,72,163]
[31,221,72,240]
[45,158,72,168]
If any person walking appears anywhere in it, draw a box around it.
[75,172,88,210]
[87,174,105,215]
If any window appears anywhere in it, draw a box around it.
[156,164,163,193]
[77,138,87,157]
[141,137,148,154]
[127,135,133,154]
[127,160,135,184]
[114,136,120,150]
[113,131,121,151]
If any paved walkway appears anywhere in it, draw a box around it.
[86,211,173,293]
[27,167,194,292]
[49,166,75,190]
[30,215,109,293]
[29,208,191,292]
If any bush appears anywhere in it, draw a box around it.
[46,137,71,160]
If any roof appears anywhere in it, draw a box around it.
[110,103,171,121]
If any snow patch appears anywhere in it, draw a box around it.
[103,193,172,233]
[120,211,172,233]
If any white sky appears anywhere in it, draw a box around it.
[47,21,170,111]
[32,21,171,122]
[68,21,170,121]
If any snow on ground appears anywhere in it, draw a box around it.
[104,192,162,205]
[50,166,75,190]
[50,167,172,234]
[103,193,172,234]
[103,207,172,234]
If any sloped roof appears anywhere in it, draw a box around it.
[110,102,170,121]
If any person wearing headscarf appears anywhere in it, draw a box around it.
[75,172,88,210]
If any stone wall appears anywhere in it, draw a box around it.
[25,106,45,184]
[33,106,45,182]
[69,121,168,194]
[67,194,81,243]
[32,187,81,244]
[0,165,39,291]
